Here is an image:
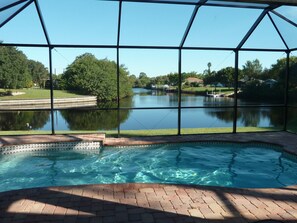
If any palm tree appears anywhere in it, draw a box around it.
[207,62,212,75]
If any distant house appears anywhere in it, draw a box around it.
[163,84,169,90]
[210,82,225,88]
[238,79,246,88]
[185,77,204,86]
[263,79,277,88]
[215,82,224,87]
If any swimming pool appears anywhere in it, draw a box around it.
[0,142,297,192]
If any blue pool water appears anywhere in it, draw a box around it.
[0,142,297,192]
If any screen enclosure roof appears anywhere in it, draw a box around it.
[1,0,297,51]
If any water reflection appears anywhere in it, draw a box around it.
[0,111,50,130]
[203,96,234,107]
[0,89,290,131]
[205,107,285,128]
[60,96,133,131]
[201,95,285,128]
[204,108,234,123]
[60,109,128,130]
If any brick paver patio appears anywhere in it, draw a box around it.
[1,132,297,223]
[1,183,297,223]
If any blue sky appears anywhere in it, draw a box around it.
[0,0,297,76]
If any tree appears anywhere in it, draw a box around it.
[215,67,236,88]
[60,97,132,130]
[150,75,170,86]
[203,62,218,86]
[136,72,151,88]
[242,59,263,80]
[28,60,49,88]
[239,57,297,102]
[61,53,132,101]
[0,111,50,130]
[207,62,212,75]
[128,74,137,87]
[287,58,297,104]
[167,73,179,86]
[166,72,191,86]
[263,56,297,82]
[0,46,32,89]
[184,71,202,79]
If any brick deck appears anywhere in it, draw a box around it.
[1,132,297,223]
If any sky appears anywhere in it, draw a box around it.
[1,0,297,76]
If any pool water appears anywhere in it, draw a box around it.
[1,142,297,192]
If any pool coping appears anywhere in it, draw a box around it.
[0,133,106,147]
[103,131,297,157]
[1,131,297,156]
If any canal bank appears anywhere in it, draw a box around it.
[153,87,235,97]
[0,96,97,110]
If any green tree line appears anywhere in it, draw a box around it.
[2,46,297,102]
[130,71,203,88]
[130,58,297,101]
[0,47,133,101]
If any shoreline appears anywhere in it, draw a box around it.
[0,96,97,110]
[150,87,235,97]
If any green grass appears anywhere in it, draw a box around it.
[0,87,234,100]
[0,88,86,100]
[0,127,283,137]
[0,130,99,136]
[0,130,53,135]
[112,127,281,137]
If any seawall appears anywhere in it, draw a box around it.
[0,96,97,110]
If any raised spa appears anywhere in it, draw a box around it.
[1,142,297,192]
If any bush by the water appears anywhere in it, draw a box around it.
[239,80,284,101]
[61,53,132,101]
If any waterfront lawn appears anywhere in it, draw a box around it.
[114,127,280,137]
[0,88,86,100]
[0,127,280,136]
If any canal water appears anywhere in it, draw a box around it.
[0,88,284,131]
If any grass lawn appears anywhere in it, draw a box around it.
[0,127,282,136]
[110,127,281,137]
[0,88,86,100]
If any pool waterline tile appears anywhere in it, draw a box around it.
[0,141,102,155]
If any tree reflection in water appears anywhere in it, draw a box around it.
[287,108,297,132]
[205,107,284,128]
[202,95,286,128]
[0,93,291,131]
[60,97,133,130]
[0,111,50,130]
